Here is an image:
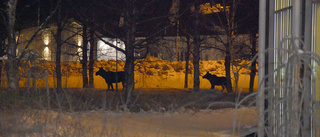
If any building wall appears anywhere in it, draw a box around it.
[17,23,253,63]
[147,34,252,62]
[315,3,320,101]
[16,21,85,62]
[314,3,320,137]
[96,38,125,61]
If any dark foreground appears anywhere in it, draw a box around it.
[0,88,256,112]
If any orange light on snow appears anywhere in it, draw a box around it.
[200,3,230,14]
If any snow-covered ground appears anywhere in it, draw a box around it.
[1,57,259,136]
[1,107,257,137]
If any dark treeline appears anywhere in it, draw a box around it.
[0,0,258,106]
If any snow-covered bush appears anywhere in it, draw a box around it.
[161,64,171,71]
[170,61,185,72]
[2,56,256,84]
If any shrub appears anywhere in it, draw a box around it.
[170,62,184,72]
[162,64,171,71]
[154,63,161,69]
[146,70,154,75]
[216,60,224,64]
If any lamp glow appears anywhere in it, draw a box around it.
[43,47,50,60]
[43,36,50,45]
[41,28,51,45]
[77,38,82,46]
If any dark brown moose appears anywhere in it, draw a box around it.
[202,72,227,92]
[95,67,126,91]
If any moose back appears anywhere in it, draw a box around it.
[95,68,126,91]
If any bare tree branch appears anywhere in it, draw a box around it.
[18,0,61,62]
[94,33,125,53]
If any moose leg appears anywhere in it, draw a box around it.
[110,83,114,91]
[107,83,114,91]
[121,82,125,92]
[210,82,215,89]
[221,85,225,92]
[107,84,111,90]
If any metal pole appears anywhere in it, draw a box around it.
[303,0,313,136]
[258,0,267,136]
[268,0,275,135]
[176,21,179,61]
[292,0,303,136]
[116,38,118,92]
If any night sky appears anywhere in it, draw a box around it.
[11,0,258,34]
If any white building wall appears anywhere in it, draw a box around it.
[97,38,126,61]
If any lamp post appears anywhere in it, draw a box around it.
[176,20,179,61]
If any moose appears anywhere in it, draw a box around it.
[95,67,126,91]
[202,71,227,92]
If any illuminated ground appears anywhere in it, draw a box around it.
[0,57,259,136]
[0,88,257,136]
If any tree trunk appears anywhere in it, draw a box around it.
[56,5,62,91]
[225,47,233,93]
[5,0,19,91]
[0,40,4,87]
[249,33,257,93]
[124,50,135,105]
[124,35,135,104]
[249,59,257,93]
[82,24,88,88]
[225,0,235,93]
[88,27,95,88]
[193,1,200,91]
[0,39,5,87]
[0,60,2,87]
[184,35,191,89]
[124,1,136,105]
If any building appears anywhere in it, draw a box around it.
[258,0,320,136]
[14,19,125,62]
[147,35,253,62]
[15,20,88,62]
[15,21,253,63]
